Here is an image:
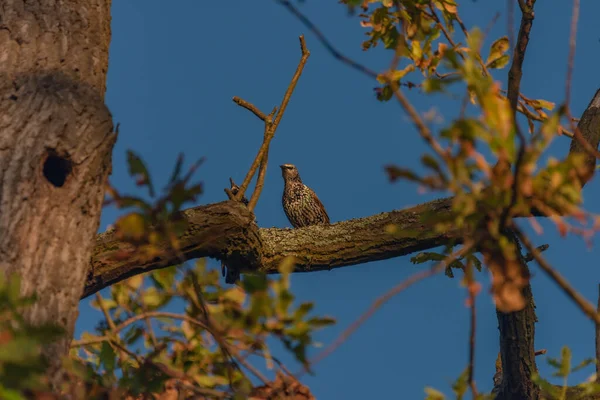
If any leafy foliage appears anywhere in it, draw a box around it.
[532,347,600,400]
[73,260,334,398]
[0,274,64,399]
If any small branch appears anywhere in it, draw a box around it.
[305,243,473,371]
[428,5,466,60]
[95,293,117,331]
[507,0,536,114]
[388,83,446,159]
[277,0,378,79]
[248,106,278,211]
[535,349,547,356]
[523,243,549,262]
[232,96,267,121]
[233,35,310,211]
[501,0,537,230]
[271,36,310,131]
[564,0,580,116]
[514,227,600,325]
[71,311,210,347]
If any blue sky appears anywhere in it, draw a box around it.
[75,1,600,398]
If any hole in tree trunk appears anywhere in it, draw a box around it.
[43,150,73,187]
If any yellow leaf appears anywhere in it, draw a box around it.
[223,286,246,305]
[278,256,297,275]
[115,213,146,241]
[389,65,415,82]
[487,54,510,69]
[486,36,510,64]
[411,41,422,60]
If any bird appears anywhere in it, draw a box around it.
[280,164,330,228]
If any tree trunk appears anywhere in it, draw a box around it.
[494,236,539,400]
[0,0,115,384]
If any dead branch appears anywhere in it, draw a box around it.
[230,35,310,212]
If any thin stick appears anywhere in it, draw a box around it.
[507,0,536,114]
[248,107,277,211]
[307,243,473,370]
[277,0,378,79]
[71,311,210,347]
[233,96,267,121]
[565,0,580,114]
[389,85,446,160]
[236,35,310,208]
[95,293,117,331]
[514,227,600,325]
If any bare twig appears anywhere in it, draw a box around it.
[523,243,549,262]
[71,311,211,347]
[389,84,446,159]
[306,243,473,371]
[514,227,600,325]
[248,107,277,211]
[565,0,580,115]
[234,35,310,211]
[277,0,378,79]
[428,5,466,60]
[507,0,536,114]
[232,96,267,121]
[500,0,537,230]
[535,349,547,356]
[95,293,117,331]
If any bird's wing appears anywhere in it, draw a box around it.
[311,189,330,224]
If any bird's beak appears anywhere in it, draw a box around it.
[279,165,285,169]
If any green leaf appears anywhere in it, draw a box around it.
[487,54,510,69]
[424,387,445,400]
[126,150,155,197]
[572,357,595,372]
[486,36,509,64]
[99,342,116,374]
[242,274,268,294]
[114,213,147,242]
[141,287,164,308]
[168,153,185,185]
[294,302,314,321]
[307,316,336,328]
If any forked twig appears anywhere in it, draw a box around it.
[231,35,311,212]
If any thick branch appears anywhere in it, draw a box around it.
[569,89,600,183]
[84,198,458,299]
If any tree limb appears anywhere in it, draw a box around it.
[83,197,458,299]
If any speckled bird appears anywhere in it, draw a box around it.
[280,164,330,228]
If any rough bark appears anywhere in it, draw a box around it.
[495,282,538,399]
[84,197,459,298]
[570,88,600,183]
[0,0,115,383]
